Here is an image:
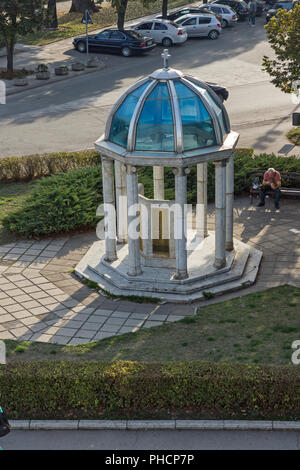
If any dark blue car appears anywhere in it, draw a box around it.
[73,29,156,57]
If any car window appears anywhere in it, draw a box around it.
[154,22,168,30]
[198,17,212,24]
[137,22,153,30]
[110,31,125,40]
[222,7,230,13]
[169,21,180,28]
[96,30,111,39]
[211,6,222,12]
[126,30,144,40]
[183,17,197,25]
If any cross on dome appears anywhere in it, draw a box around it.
[161,49,171,70]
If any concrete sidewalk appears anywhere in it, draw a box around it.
[0,197,300,345]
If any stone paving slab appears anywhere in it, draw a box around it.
[0,198,300,345]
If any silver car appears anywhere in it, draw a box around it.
[132,19,187,47]
[175,14,222,40]
[204,4,238,28]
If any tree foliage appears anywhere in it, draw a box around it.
[262,4,300,94]
[0,0,47,74]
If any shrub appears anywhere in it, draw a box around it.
[0,150,100,183]
[3,167,103,238]
[0,361,299,420]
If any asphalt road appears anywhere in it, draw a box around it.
[1,429,300,450]
[0,18,299,157]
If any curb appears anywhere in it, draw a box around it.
[9,420,300,431]
[5,63,106,97]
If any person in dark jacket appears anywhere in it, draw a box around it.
[248,0,257,25]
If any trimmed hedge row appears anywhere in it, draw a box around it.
[3,167,103,238]
[0,361,299,420]
[0,150,100,183]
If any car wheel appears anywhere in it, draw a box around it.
[221,19,228,28]
[121,46,132,57]
[208,30,219,40]
[77,41,86,53]
[162,37,173,47]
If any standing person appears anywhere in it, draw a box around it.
[258,167,281,209]
[248,0,257,26]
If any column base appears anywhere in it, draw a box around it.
[174,271,189,280]
[226,241,234,251]
[214,258,226,269]
[127,269,143,277]
[104,255,118,263]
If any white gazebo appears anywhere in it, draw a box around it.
[75,51,262,302]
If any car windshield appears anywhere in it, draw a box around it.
[274,1,293,8]
[126,30,144,39]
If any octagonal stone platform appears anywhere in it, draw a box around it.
[75,232,262,303]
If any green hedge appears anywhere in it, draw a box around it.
[3,167,103,238]
[3,149,300,238]
[0,150,100,183]
[0,361,299,420]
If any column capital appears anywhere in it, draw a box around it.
[126,164,138,174]
[213,160,226,167]
[172,167,190,176]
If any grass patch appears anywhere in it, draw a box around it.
[3,285,300,365]
[0,68,35,80]
[0,180,37,245]
[287,127,300,146]
[21,0,189,46]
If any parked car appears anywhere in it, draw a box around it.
[132,19,187,47]
[73,29,156,57]
[265,0,298,21]
[209,0,249,20]
[204,4,238,27]
[243,0,266,16]
[206,82,229,102]
[156,6,222,23]
[175,14,222,39]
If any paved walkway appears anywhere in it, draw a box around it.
[0,197,300,345]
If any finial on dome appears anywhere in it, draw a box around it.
[161,49,171,70]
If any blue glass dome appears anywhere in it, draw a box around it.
[105,65,230,155]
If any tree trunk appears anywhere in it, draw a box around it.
[47,0,58,29]
[202,0,208,3]
[117,0,128,30]
[6,39,15,75]
[162,0,168,19]
[69,0,99,13]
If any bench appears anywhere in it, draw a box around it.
[250,170,300,204]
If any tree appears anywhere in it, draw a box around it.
[47,0,58,29]
[0,0,47,75]
[161,0,168,19]
[69,0,100,13]
[262,4,300,94]
[112,0,129,30]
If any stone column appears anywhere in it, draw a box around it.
[115,160,127,243]
[226,154,234,251]
[214,160,226,269]
[196,162,208,238]
[126,164,142,276]
[153,166,164,200]
[173,167,188,280]
[101,157,117,262]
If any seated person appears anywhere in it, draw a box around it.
[258,167,281,209]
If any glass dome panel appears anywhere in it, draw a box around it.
[174,81,216,151]
[109,81,150,148]
[199,87,227,140]
[135,82,174,152]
